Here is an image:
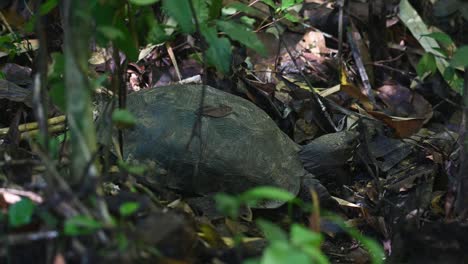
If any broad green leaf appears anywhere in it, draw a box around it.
[201,26,232,74]
[193,0,209,23]
[39,0,59,15]
[209,0,223,19]
[290,224,323,247]
[241,186,295,204]
[422,32,454,46]
[399,0,462,93]
[217,20,266,56]
[240,16,256,27]
[215,193,241,218]
[112,109,137,129]
[416,52,437,77]
[261,0,276,8]
[451,46,468,68]
[281,0,296,10]
[225,2,262,16]
[257,219,288,242]
[64,215,102,236]
[261,241,311,264]
[8,198,35,227]
[147,22,170,44]
[284,12,300,22]
[162,0,195,33]
[119,202,140,217]
[129,0,159,5]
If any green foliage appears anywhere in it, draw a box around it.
[252,220,328,264]
[119,202,140,217]
[422,32,454,46]
[215,186,297,218]
[451,46,468,67]
[112,109,137,129]
[129,0,160,5]
[8,198,35,227]
[215,187,384,264]
[48,53,66,111]
[217,20,267,56]
[417,52,437,77]
[162,0,195,33]
[64,215,102,236]
[39,0,59,15]
[201,26,232,74]
[117,160,148,176]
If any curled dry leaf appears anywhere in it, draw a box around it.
[368,82,433,138]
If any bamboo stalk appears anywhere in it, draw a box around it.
[0,115,66,136]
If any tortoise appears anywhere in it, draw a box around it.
[123,85,357,208]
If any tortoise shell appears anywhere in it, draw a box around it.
[124,85,307,208]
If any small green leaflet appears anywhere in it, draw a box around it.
[119,202,140,217]
[64,215,102,236]
[417,53,437,77]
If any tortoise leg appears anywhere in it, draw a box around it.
[299,175,341,212]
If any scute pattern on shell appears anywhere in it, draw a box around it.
[124,85,307,208]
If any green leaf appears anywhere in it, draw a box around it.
[261,241,311,264]
[117,160,148,176]
[261,0,276,8]
[64,215,102,236]
[422,32,454,46]
[8,198,35,227]
[215,193,241,218]
[290,224,323,247]
[281,0,297,10]
[39,0,59,15]
[217,20,266,56]
[49,53,66,111]
[209,0,223,19]
[193,0,209,23]
[451,46,468,68]
[257,219,288,242]
[119,202,140,217]
[97,26,125,40]
[162,0,195,33]
[129,0,159,5]
[416,52,437,77]
[112,109,137,129]
[225,2,262,16]
[283,12,300,22]
[240,186,295,205]
[201,26,232,74]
